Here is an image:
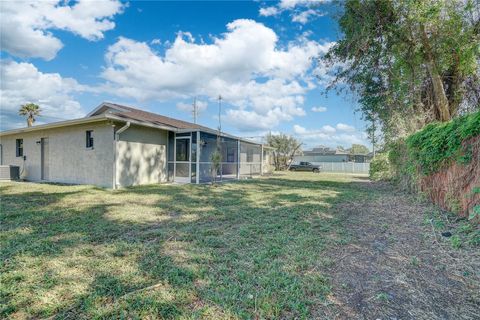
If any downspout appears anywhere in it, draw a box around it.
[113,121,130,189]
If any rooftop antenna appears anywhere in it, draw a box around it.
[192,97,198,124]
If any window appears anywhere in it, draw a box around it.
[86,130,94,148]
[16,139,23,157]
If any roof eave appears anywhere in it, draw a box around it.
[0,115,110,137]
[105,114,179,132]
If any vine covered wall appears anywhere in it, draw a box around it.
[389,111,480,219]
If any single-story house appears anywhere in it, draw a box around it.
[0,102,274,188]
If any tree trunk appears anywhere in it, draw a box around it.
[286,143,302,170]
[273,151,280,171]
[420,24,450,122]
[445,53,463,117]
[27,117,33,127]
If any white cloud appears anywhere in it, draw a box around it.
[293,123,366,147]
[176,100,208,113]
[0,60,85,130]
[259,6,279,17]
[322,125,336,134]
[336,123,355,132]
[294,124,335,135]
[293,124,308,134]
[311,106,327,112]
[292,9,319,24]
[259,0,330,24]
[279,0,329,9]
[101,19,331,131]
[150,38,161,45]
[0,0,124,60]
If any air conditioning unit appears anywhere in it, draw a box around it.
[0,165,20,180]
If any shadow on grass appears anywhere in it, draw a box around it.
[1,175,371,319]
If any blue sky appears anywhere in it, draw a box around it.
[0,0,368,149]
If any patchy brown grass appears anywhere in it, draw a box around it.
[319,181,480,319]
[1,172,478,319]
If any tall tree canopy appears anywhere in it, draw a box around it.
[19,103,41,127]
[325,0,480,142]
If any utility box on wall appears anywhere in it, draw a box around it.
[0,165,20,180]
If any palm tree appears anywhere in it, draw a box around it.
[19,103,41,127]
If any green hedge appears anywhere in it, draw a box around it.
[406,111,480,175]
[388,111,480,192]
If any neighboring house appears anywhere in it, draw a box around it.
[294,146,372,163]
[0,102,272,188]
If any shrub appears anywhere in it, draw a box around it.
[388,138,418,192]
[369,153,391,181]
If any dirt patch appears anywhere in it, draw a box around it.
[319,181,480,320]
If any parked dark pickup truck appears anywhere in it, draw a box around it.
[289,162,322,172]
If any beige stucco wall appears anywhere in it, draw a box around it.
[262,150,275,174]
[115,124,168,187]
[0,121,114,187]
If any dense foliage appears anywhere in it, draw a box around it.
[369,153,391,181]
[386,111,480,195]
[325,0,480,143]
[406,111,480,175]
[266,133,302,170]
[370,111,480,193]
[349,144,370,155]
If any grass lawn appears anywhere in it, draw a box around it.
[0,173,372,319]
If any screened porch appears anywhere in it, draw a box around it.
[167,130,264,184]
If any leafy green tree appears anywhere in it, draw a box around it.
[349,144,370,155]
[210,149,222,184]
[325,0,480,141]
[19,103,41,127]
[266,133,302,170]
[211,127,223,184]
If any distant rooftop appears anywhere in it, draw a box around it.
[303,146,349,156]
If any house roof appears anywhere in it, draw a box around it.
[0,102,264,147]
[90,102,213,131]
[0,114,112,137]
[93,103,262,145]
